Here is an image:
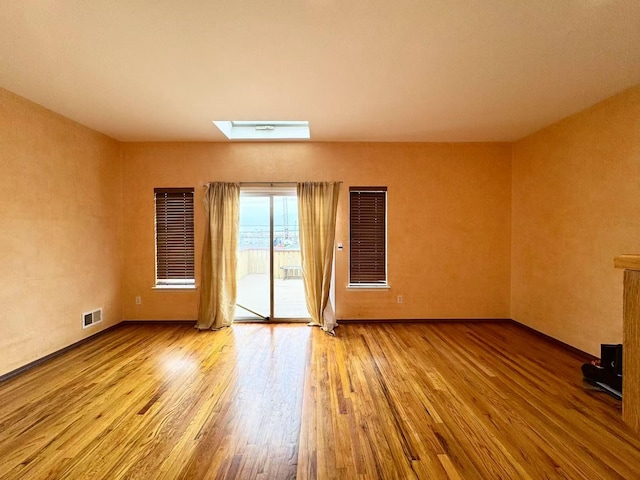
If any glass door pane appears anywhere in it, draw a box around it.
[236,195,271,320]
[273,195,309,319]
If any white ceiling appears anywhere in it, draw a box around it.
[1,1,639,142]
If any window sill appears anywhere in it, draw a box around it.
[347,284,390,290]
[152,285,197,291]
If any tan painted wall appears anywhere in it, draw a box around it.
[512,85,640,356]
[121,142,512,321]
[0,88,123,376]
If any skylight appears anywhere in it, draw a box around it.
[213,121,310,140]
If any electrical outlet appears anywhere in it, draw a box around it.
[397,295,403,304]
[135,296,142,305]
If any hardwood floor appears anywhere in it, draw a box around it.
[1,322,639,479]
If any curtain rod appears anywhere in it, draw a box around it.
[202,181,342,187]
[203,182,297,187]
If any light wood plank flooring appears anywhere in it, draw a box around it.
[1,322,640,479]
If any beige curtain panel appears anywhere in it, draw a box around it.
[297,182,341,334]
[197,182,240,330]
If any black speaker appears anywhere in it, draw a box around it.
[601,343,622,376]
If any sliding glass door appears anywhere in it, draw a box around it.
[236,195,271,320]
[235,188,309,321]
[273,195,307,318]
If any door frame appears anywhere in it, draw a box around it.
[236,185,309,322]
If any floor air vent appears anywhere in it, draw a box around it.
[82,308,103,329]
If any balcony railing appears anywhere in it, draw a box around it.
[238,248,302,280]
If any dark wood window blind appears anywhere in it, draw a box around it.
[154,188,195,284]
[349,187,387,284]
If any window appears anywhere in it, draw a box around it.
[213,121,310,140]
[154,188,195,286]
[349,187,387,285]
